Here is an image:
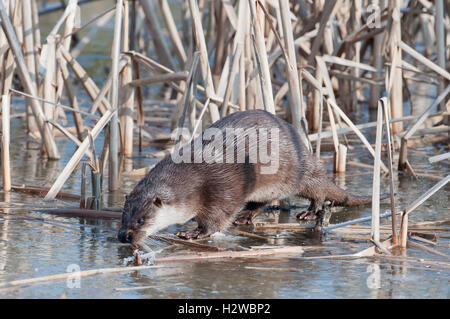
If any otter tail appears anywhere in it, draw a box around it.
[324,179,388,207]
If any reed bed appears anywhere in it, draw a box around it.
[0,0,449,259]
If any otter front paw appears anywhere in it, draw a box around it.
[176,228,209,240]
[296,210,318,220]
[233,211,256,225]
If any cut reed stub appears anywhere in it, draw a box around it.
[333,143,347,173]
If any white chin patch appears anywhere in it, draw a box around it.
[144,204,195,236]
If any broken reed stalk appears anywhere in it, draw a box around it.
[108,0,124,192]
[1,94,11,191]
[371,99,383,243]
[379,97,398,245]
[399,175,450,248]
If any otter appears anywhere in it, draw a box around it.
[118,110,378,244]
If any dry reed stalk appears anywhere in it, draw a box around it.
[45,109,116,200]
[308,0,340,65]
[108,0,124,192]
[43,37,56,123]
[312,64,323,133]
[58,54,85,140]
[176,52,201,136]
[121,164,155,178]
[322,55,378,72]
[327,98,389,173]
[220,0,238,30]
[351,239,393,258]
[159,0,187,68]
[212,3,227,86]
[429,152,450,163]
[248,0,275,114]
[11,184,80,200]
[216,0,247,102]
[407,240,448,258]
[435,0,446,110]
[1,94,11,191]
[387,0,403,134]
[139,0,175,71]
[238,50,246,111]
[400,175,450,247]
[333,143,347,173]
[188,0,220,123]
[47,119,93,161]
[278,0,310,150]
[379,97,398,245]
[154,246,304,263]
[8,88,98,119]
[87,61,124,115]
[316,56,349,145]
[30,0,41,76]
[119,0,135,158]
[151,235,225,252]
[1,47,15,98]
[133,61,144,152]
[39,208,120,219]
[325,100,339,154]
[55,0,78,105]
[21,0,39,136]
[308,111,448,141]
[221,44,242,117]
[128,72,189,87]
[400,41,450,81]
[371,102,383,243]
[59,46,110,115]
[40,0,77,121]
[71,7,115,58]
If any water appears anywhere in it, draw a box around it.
[0,1,449,299]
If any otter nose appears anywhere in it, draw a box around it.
[118,230,133,243]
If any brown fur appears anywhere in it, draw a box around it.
[118,110,378,243]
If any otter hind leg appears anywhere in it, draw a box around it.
[233,201,268,225]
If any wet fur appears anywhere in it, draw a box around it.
[119,110,376,244]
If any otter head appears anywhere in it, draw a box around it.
[117,182,194,245]
[117,191,164,244]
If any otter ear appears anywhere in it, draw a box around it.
[153,197,162,208]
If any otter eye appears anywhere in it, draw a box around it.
[137,218,145,225]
